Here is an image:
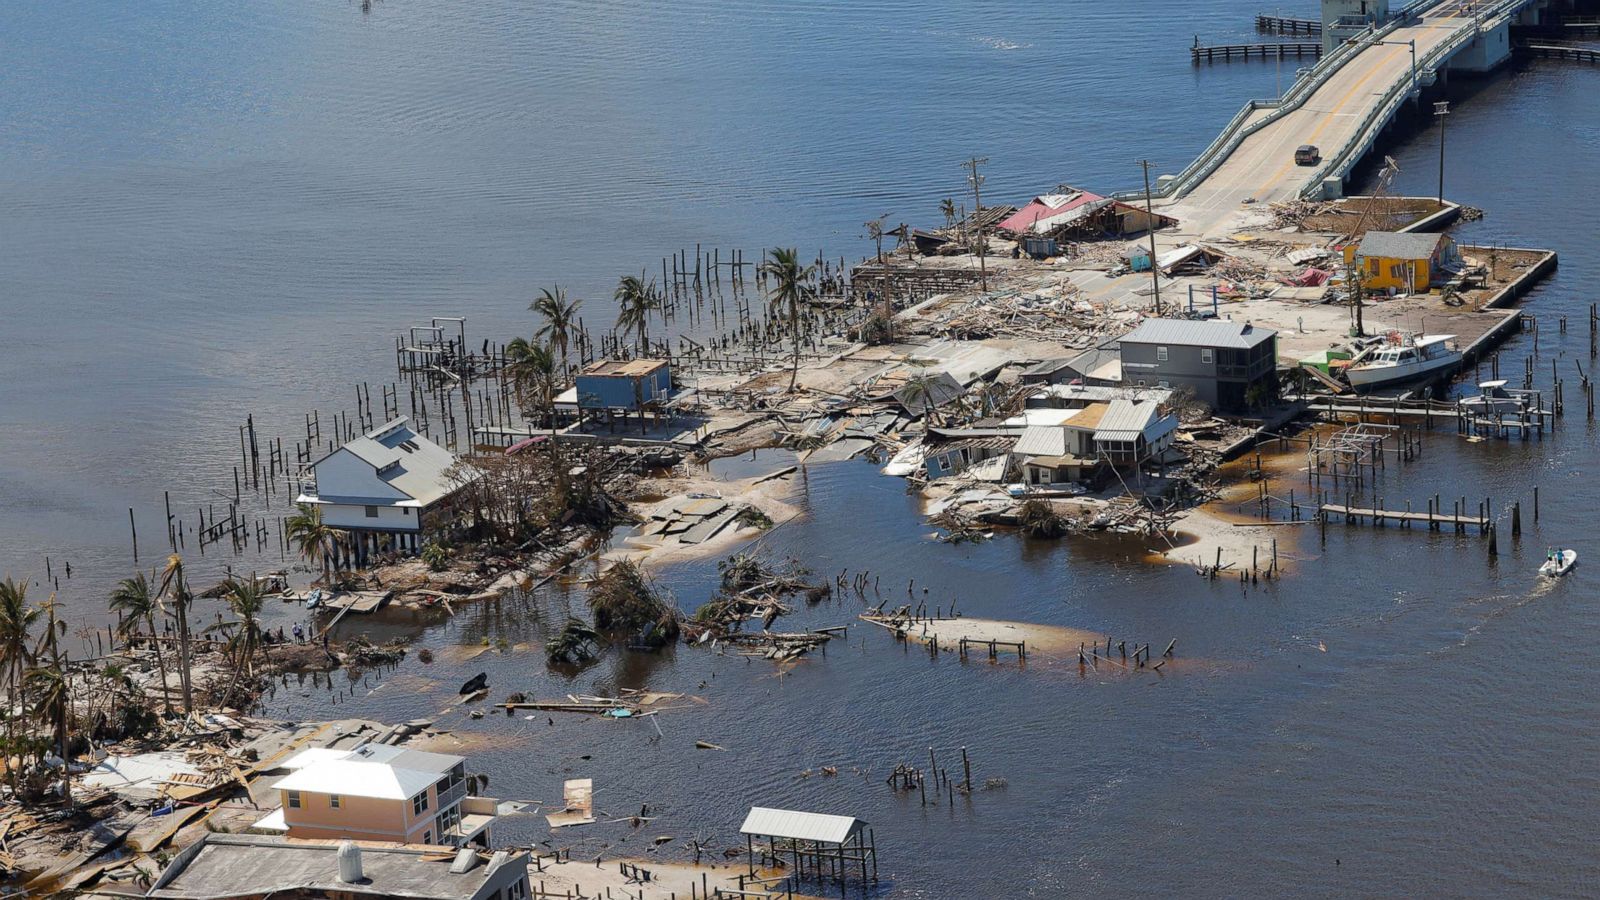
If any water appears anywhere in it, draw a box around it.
[4,2,1600,894]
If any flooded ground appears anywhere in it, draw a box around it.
[4,1,1600,894]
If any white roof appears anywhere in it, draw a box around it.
[273,743,463,801]
[1093,398,1160,443]
[740,807,865,845]
[1012,425,1068,457]
[311,417,465,506]
[279,747,355,771]
[251,807,288,833]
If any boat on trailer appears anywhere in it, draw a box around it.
[1540,548,1578,577]
[1346,333,1461,391]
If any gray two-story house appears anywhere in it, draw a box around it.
[1117,319,1278,414]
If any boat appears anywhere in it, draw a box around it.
[1345,333,1461,391]
[1540,548,1578,577]
[304,589,323,609]
[1460,379,1523,416]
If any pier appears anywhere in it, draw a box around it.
[1318,501,1490,532]
[1192,40,1322,64]
[1256,14,1324,35]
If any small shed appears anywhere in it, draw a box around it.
[1344,231,1462,291]
[574,359,672,412]
[740,806,877,889]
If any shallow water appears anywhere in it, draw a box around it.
[5,2,1600,895]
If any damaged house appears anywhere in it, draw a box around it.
[997,190,1177,242]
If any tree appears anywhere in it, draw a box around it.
[0,578,39,789]
[1018,499,1069,538]
[157,555,196,715]
[27,596,70,805]
[900,370,944,432]
[505,338,560,436]
[864,215,889,264]
[286,503,336,586]
[221,577,269,680]
[940,198,957,230]
[109,573,172,715]
[545,618,602,666]
[1346,255,1367,337]
[613,275,657,356]
[529,286,582,374]
[759,247,817,393]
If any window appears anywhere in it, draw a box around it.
[329,794,341,809]
[413,792,430,816]
[402,507,411,516]
[1368,258,1379,275]
[365,505,379,518]
[424,830,433,844]
[1200,349,1213,364]
[1156,346,1168,362]
[287,790,301,809]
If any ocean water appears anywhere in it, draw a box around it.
[4,2,1600,895]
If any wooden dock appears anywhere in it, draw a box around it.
[1193,40,1321,64]
[1255,13,1322,35]
[1319,502,1489,532]
[1518,43,1600,63]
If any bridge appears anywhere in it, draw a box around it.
[1115,0,1555,240]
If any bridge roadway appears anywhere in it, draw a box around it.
[1166,0,1489,241]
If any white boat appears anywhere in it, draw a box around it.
[1460,379,1522,416]
[1540,549,1578,577]
[1346,333,1462,390]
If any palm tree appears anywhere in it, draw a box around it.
[109,573,172,714]
[157,555,196,715]
[613,274,657,355]
[286,503,336,586]
[529,286,582,374]
[505,338,560,436]
[940,198,957,230]
[545,618,602,665]
[0,578,39,789]
[759,248,817,393]
[28,596,69,805]
[900,370,944,432]
[222,577,269,680]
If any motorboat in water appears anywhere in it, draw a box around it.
[1460,379,1523,417]
[1346,333,1462,391]
[1540,548,1578,577]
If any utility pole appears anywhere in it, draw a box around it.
[1139,160,1162,315]
[1433,100,1450,204]
[962,156,989,292]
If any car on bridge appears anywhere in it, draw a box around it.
[1294,144,1321,166]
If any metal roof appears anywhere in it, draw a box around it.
[310,416,467,507]
[740,807,865,845]
[1119,318,1275,350]
[581,358,669,377]
[1355,230,1445,261]
[1011,425,1069,458]
[1093,398,1166,443]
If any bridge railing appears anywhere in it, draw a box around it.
[1111,0,1447,204]
[1298,0,1534,198]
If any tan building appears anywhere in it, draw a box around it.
[254,743,499,848]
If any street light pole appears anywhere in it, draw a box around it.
[1433,100,1450,203]
[1139,160,1161,316]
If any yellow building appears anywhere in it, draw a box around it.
[1344,231,1461,292]
[254,743,500,849]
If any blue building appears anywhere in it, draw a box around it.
[574,359,672,413]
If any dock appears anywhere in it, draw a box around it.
[1192,40,1321,64]
[1319,501,1489,533]
[1517,43,1600,64]
[1255,13,1322,35]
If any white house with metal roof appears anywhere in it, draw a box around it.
[297,416,473,552]
[255,742,500,849]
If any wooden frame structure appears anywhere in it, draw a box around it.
[739,807,877,895]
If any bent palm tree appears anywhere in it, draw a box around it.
[286,503,335,586]
[900,370,944,432]
[157,555,196,715]
[613,275,657,355]
[223,577,269,680]
[529,286,582,374]
[759,248,817,393]
[109,573,172,714]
